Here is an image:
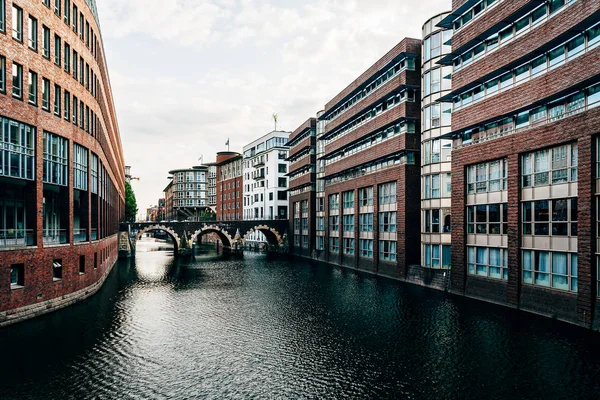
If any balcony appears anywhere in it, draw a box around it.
[43,229,67,246]
[0,229,34,248]
[253,172,266,181]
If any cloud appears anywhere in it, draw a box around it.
[96,0,451,213]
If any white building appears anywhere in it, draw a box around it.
[207,164,217,213]
[243,131,290,223]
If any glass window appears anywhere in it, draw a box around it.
[549,0,565,14]
[588,83,600,107]
[359,239,373,258]
[343,191,354,209]
[549,46,565,69]
[0,117,36,180]
[499,72,512,90]
[589,24,600,49]
[531,55,546,76]
[567,35,585,60]
[73,143,88,190]
[43,131,68,186]
[0,55,4,93]
[54,85,61,116]
[378,211,396,233]
[515,16,529,34]
[42,78,50,110]
[515,111,529,129]
[379,240,396,261]
[379,182,396,204]
[42,26,50,58]
[359,213,373,232]
[64,43,70,72]
[54,35,61,66]
[64,90,70,120]
[28,16,37,50]
[12,63,22,99]
[28,71,37,105]
[12,5,22,41]
[531,5,546,25]
[0,0,4,32]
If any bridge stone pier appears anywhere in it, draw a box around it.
[119,220,289,257]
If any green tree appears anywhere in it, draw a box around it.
[125,182,138,222]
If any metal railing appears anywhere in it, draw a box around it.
[455,99,600,150]
[0,229,34,248]
[43,229,67,245]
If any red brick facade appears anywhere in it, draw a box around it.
[288,118,317,256]
[215,152,243,221]
[291,37,422,277]
[444,1,600,328]
[0,0,125,325]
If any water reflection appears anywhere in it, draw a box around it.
[0,242,599,399]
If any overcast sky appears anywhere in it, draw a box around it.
[96,0,450,214]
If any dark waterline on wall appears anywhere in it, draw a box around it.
[0,244,599,399]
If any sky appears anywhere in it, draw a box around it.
[95,0,450,214]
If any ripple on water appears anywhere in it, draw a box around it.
[1,248,600,399]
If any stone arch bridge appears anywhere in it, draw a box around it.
[118,220,289,257]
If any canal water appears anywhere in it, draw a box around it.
[1,242,600,399]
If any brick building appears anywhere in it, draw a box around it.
[215,151,243,221]
[0,0,125,325]
[438,0,600,327]
[287,118,317,257]
[317,38,422,279]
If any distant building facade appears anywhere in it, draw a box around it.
[316,38,422,279]
[287,118,317,257]
[243,131,290,221]
[215,152,243,221]
[207,164,217,213]
[166,166,211,221]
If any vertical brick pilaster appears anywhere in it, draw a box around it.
[450,162,466,293]
[36,130,44,248]
[68,140,74,245]
[87,145,92,242]
[354,189,360,268]
[373,184,380,273]
[578,135,594,327]
[507,153,521,306]
[397,168,407,278]
[338,190,343,266]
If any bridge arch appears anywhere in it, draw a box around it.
[190,225,234,248]
[134,224,181,255]
[242,225,285,249]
